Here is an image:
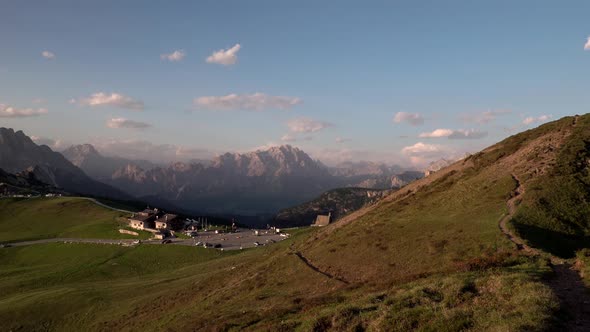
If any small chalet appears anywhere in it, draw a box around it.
[129,213,156,230]
[155,214,182,230]
[312,212,331,227]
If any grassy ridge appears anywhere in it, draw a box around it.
[300,165,517,286]
[0,197,151,242]
[510,115,590,257]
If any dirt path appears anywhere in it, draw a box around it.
[546,263,590,331]
[499,174,590,331]
[498,174,538,254]
[291,246,349,284]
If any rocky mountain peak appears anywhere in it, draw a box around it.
[63,144,99,157]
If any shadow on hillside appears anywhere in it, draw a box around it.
[544,263,590,331]
[512,222,590,258]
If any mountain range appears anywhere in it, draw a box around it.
[0,128,130,200]
[0,126,430,218]
[60,143,426,215]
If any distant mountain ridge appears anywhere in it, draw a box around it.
[62,144,157,179]
[56,142,426,215]
[105,145,337,214]
[0,128,130,200]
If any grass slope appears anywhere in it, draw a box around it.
[0,197,150,242]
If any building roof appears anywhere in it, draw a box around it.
[155,214,178,224]
[129,214,154,222]
[139,208,158,215]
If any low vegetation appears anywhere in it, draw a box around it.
[0,197,151,242]
[509,115,590,257]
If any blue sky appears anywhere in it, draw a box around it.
[1,0,589,166]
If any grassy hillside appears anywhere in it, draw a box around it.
[2,115,590,330]
[0,235,556,331]
[0,197,151,242]
[509,116,590,257]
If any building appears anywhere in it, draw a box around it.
[128,207,159,230]
[154,214,182,230]
[312,212,331,227]
[128,213,156,230]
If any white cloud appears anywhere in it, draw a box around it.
[161,50,186,62]
[0,104,48,118]
[194,93,301,111]
[401,142,453,166]
[523,114,552,125]
[107,117,151,129]
[41,51,55,59]
[76,92,144,110]
[461,109,512,124]
[584,37,590,50]
[419,128,487,139]
[206,43,241,66]
[393,112,424,126]
[287,118,332,133]
[419,129,454,138]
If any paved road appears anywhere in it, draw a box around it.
[3,238,140,247]
[74,197,136,214]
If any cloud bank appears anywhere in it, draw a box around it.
[107,117,151,129]
[0,104,48,118]
[419,128,487,139]
[393,112,424,126]
[194,93,301,111]
[76,92,145,110]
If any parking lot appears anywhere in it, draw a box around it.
[144,228,289,250]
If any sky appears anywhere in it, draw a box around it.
[1,0,590,167]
